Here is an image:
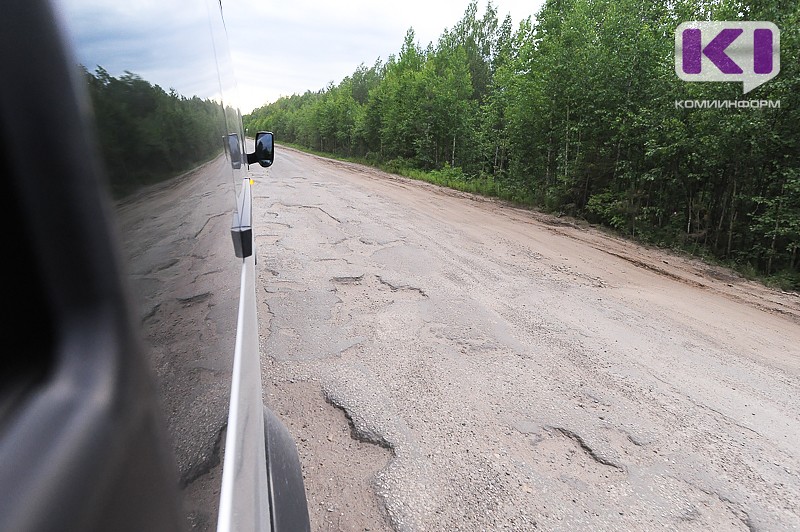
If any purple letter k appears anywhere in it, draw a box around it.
[683,28,743,74]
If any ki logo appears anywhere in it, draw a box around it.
[675,22,780,94]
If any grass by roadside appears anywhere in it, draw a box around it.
[279,142,538,204]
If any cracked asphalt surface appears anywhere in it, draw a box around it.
[252,146,800,531]
[118,156,239,530]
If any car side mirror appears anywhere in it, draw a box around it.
[247,131,274,168]
[226,133,243,169]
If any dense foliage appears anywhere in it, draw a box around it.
[245,0,800,287]
[83,66,225,197]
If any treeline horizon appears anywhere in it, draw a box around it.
[244,0,800,288]
[83,66,226,198]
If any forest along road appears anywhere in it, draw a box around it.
[250,146,800,532]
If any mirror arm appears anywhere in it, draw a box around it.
[246,152,258,165]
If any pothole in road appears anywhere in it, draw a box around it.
[549,427,625,471]
[331,274,364,285]
[267,379,392,532]
[331,273,428,299]
[376,275,428,298]
[325,393,394,452]
[527,426,627,484]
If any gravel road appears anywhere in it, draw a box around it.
[251,146,800,531]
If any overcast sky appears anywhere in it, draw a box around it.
[59,0,546,115]
[223,0,546,113]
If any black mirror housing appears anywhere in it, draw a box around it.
[247,131,274,168]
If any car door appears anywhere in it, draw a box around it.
[0,1,308,530]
